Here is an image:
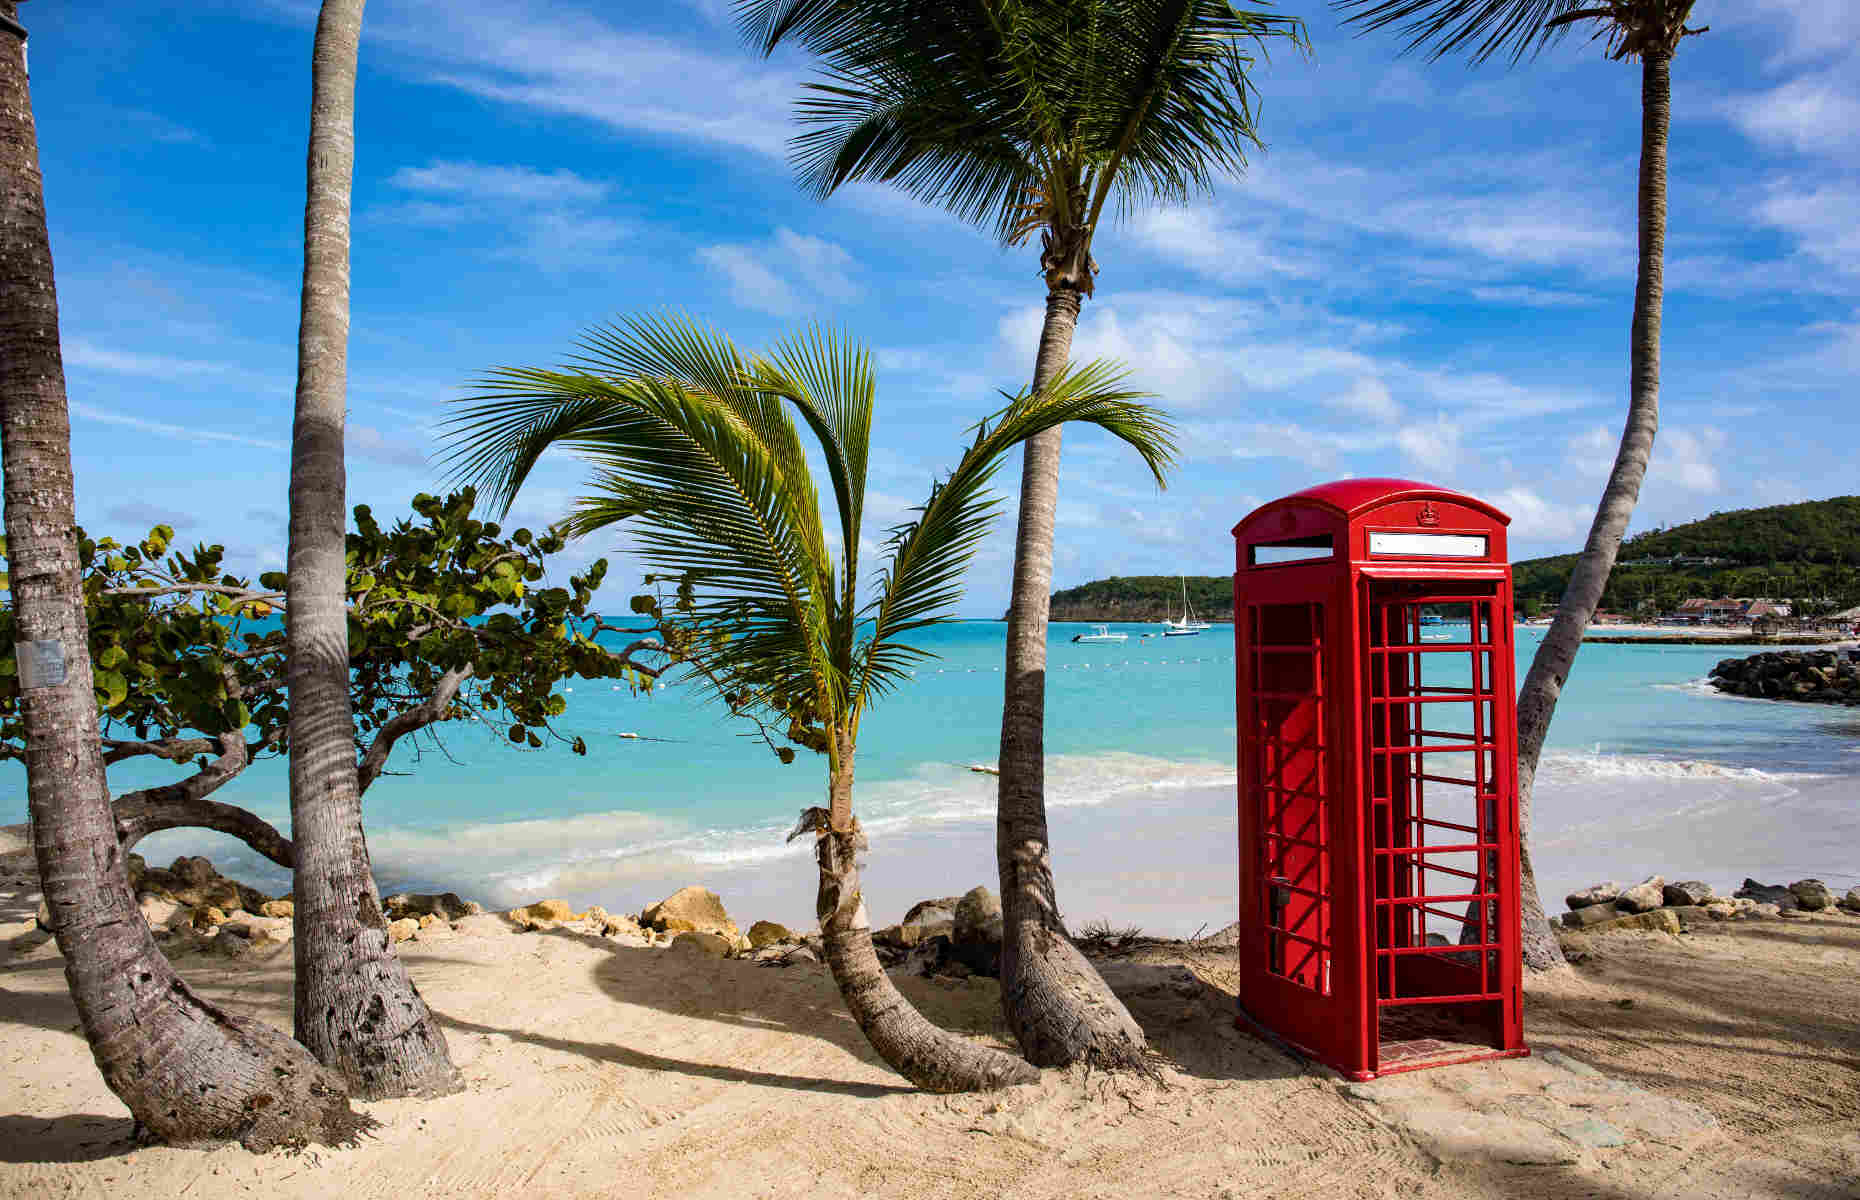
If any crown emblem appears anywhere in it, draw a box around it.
[1417,502,1439,527]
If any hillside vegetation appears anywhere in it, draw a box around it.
[1514,496,1860,616]
[1046,575,1232,623]
[1043,498,1860,621]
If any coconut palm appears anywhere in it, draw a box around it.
[0,0,365,1148]
[741,0,1306,1069]
[1333,0,1706,969]
[285,0,460,1096]
[444,314,1174,1091]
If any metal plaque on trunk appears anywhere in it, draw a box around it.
[15,639,67,689]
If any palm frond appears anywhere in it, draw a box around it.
[852,360,1175,709]
[1331,0,1597,64]
[442,323,842,721]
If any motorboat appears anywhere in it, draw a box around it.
[1071,624,1128,644]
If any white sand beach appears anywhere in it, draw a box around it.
[3,826,1859,1199]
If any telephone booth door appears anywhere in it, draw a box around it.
[1362,579,1523,1071]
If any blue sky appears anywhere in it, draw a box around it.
[23,1,1860,617]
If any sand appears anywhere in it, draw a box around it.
[3,827,1858,1199]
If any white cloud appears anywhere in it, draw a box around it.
[389,161,609,207]
[381,159,630,262]
[1468,285,1600,308]
[71,402,285,451]
[1755,180,1860,271]
[1658,427,1727,493]
[1325,377,1401,423]
[1720,68,1860,162]
[697,229,861,317]
[63,340,239,381]
[1490,487,1591,545]
[1394,413,1462,474]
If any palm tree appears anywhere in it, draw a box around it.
[286,0,460,1097]
[1334,0,1706,969]
[0,0,365,1148]
[444,314,1174,1091]
[741,0,1306,1068]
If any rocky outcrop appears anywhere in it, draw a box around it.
[385,892,481,922]
[642,886,740,943]
[1788,879,1837,911]
[1615,876,1666,914]
[1662,881,1714,907]
[1565,883,1621,911]
[1561,871,1854,935]
[1709,650,1860,706]
[747,920,794,949]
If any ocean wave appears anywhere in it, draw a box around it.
[1538,749,1824,784]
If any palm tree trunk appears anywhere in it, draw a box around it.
[0,5,365,1148]
[995,286,1148,1069]
[286,0,459,1099]
[1513,45,1671,971]
[818,741,1038,1092]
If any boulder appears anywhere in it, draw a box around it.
[669,930,731,957]
[898,918,954,947]
[902,897,963,927]
[138,892,182,930]
[207,927,255,959]
[1582,909,1681,937]
[1842,887,1860,913]
[1662,880,1715,907]
[191,905,228,931]
[1748,902,1783,920]
[175,878,242,913]
[1561,901,1622,929]
[953,886,1003,946]
[1614,876,1666,914]
[1734,879,1798,910]
[1564,882,1622,911]
[234,883,271,913]
[1788,879,1837,911]
[220,912,291,940]
[384,891,480,922]
[259,899,294,919]
[748,920,795,949]
[135,866,185,899]
[1702,900,1739,921]
[169,855,216,887]
[124,853,147,889]
[387,917,420,943]
[642,886,739,941]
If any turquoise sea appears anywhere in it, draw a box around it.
[10,622,1858,935]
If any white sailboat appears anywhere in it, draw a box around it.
[1161,576,1211,638]
[1071,624,1128,644]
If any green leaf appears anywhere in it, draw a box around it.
[94,670,128,710]
[96,644,127,669]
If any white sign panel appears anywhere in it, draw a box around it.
[1368,532,1487,558]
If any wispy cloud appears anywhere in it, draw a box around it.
[71,402,286,451]
[697,228,860,317]
[381,159,632,263]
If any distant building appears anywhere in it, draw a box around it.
[1744,600,1792,620]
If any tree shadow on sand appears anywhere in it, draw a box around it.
[0,1113,136,1162]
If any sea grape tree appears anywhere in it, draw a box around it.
[0,489,665,866]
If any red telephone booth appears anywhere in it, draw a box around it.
[1231,479,1528,1080]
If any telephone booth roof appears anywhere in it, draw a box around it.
[1233,478,1510,533]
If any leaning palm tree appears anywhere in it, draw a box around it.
[444,314,1174,1092]
[741,0,1306,1070]
[286,0,460,1096]
[0,0,365,1148]
[1333,0,1706,969]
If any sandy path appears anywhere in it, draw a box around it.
[3,825,1857,1198]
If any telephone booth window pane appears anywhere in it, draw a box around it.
[1250,602,1330,996]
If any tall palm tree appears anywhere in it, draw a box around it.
[0,0,365,1148]
[1334,0,1705,969]
[741,0,1306,1069]
[445,314,1174,1091]
[286,0,460,1097]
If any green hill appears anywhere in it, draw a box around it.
[1041,498,1860,621]
[1046,575,1232,623]
[1515,496,1860,616]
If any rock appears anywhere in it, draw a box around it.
[642,886,738,940]
[1736,879,1798,910]
[208,927,255,959]
[596,911,645,938]
[903,897,962,927]
[191,905,228,931]
[387,917,420,943]
[1614,876,1665,914]
[169,856,216,887]
[784,945,821,966]
[1537,1048,1602,1078]
[669,930,731,957]
[418,913,442,928]
[1788,879,1837,911]
[1662,880,1714,907]
[124,853,147,889]
[414,920,455,942]
[138,892,182,930]
[1702,899,1739,921]
[953,886,1003,946]
[452,913,517,937]
[385,891,480,922]
[898,919,954,947]
[234,884,271,913]
[1748,903,1782,920]
[1582,909,1681,937]
[135,866,184,899]
[517,898,577,922]
[748,920,794,949]
[1664,905,1712,929]
[1842,887,1860,913]
[259,899,294,919]
[1561,901,1621,929]
[1565,882,1621,911]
